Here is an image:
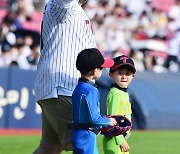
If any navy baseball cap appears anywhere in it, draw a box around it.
[110,55,136,73]
[76,48,114,73]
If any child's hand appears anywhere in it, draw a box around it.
[109,118,117,126]
[120,140,129,152]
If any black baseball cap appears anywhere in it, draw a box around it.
[110,55,136,73]
[76,48,114,73]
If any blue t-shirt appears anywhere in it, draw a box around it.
[72,78,110,128]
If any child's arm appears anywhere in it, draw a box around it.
[85,88,115,127]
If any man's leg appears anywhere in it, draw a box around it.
[33,97,74,153]
[32,99,63,154]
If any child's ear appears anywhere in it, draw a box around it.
[109,72,113,78]
[92,68,97,75]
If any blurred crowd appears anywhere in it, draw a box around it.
[0,0,45,70]
[0,0,180,73]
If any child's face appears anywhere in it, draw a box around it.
[110,67,135,88]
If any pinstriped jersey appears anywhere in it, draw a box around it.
[34,0,96,101]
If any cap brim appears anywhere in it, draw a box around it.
[111,63,136,73]
[101,59,114,68]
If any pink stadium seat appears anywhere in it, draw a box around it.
[0,9,8,23]
[22,11,43,33]
[151,0,175,12]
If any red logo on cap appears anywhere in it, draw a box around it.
[120,56,129,63]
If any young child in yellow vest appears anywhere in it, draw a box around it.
[103,55,136,154]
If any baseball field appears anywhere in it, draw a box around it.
[0,130,180,154]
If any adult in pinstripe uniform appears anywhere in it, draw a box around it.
[33,0,96,153]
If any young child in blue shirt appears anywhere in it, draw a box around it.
[72,48,117,154]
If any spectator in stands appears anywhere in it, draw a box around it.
[0,43,13,67]
[130,50,145,72]
[144,53,154,71]
[27,42,40,70]
[15,42,30,69]
[152,55,168,73]
[168,0,180,23]
[23,35,33,56]
[165,28,180,73]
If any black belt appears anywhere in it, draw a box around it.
[68,123,100,135]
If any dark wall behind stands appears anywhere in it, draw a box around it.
[0,67,180,129]
[127,72,180,130]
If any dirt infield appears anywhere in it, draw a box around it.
[0,129,41,136]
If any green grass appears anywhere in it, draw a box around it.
[0,131,180,154]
